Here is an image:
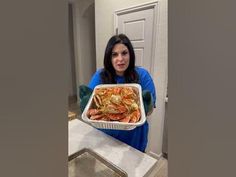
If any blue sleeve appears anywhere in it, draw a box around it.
[88,70,102,89]
[137,68,156,107]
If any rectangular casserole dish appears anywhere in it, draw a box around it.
[81,83,146,130]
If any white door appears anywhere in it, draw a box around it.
[115,3,157,75]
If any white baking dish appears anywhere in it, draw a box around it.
[81,83,146,130]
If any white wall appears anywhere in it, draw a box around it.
[95,0,168,156]
[148,0,168,156]
[73,0,96,89]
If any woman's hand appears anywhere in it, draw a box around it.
[79,85,93,113]
[142,90,154,116]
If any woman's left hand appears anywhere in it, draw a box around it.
[142,90,154,116]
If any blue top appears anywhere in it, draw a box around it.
[88,66,156,152]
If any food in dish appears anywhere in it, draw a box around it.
[86,86,141,123]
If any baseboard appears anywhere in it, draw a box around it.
[146,151,163,160]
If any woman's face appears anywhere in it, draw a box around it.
[111,43,130,76]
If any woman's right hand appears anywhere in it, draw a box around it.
[79,85,93,113]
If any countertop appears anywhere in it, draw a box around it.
[68,119,158,177]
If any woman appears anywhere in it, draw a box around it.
[84,34,156,152]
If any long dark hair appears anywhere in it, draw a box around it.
[100,34,139,84]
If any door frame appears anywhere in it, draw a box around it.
[114,1,159,76]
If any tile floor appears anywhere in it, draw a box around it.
[150,157,168,177]
[68,102,168,177]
